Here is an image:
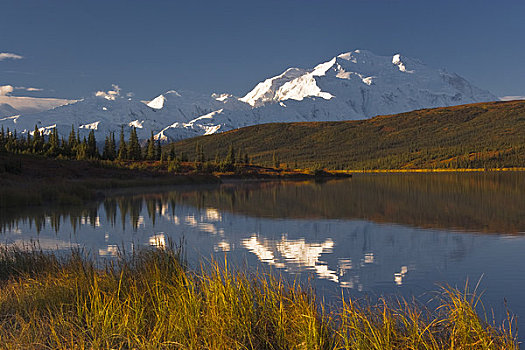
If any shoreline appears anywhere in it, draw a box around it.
[0,154,349,209]
[339,167,525,174]
[3,153,523,209]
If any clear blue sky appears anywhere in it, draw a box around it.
[1,0,524,100]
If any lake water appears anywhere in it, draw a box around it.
[1,172,525,337]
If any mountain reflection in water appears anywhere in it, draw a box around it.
[1,174,524,285]
[1,173,525,334]
[2,172,524,234]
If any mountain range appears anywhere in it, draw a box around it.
[0,49,497,141]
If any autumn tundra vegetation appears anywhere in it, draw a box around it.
[174,100,525,171]
[0,245,518,349]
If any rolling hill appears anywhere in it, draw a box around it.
[172,100,525,170]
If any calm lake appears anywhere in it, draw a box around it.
[2,172,525,337]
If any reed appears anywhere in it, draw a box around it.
[0,245,517,349]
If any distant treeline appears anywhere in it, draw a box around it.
[0,125,251,173]
[0,125,161,161]
[173,100,525,170]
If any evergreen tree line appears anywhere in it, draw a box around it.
[0,125,257,173]
[0,125,163,161]
[164,142,252,173]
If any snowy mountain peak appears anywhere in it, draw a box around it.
[312,57,337,76]
[147,94,166,109]
[334,49,393,69]
[337,49,378,61]
[240,67,306,107]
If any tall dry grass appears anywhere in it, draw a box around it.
[0,245,518,349]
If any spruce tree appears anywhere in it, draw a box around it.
[102,135,111,160]
[146,131,155,160]
[194,142,200,163]
[60,137,66,156]
[47,127,60,157]
[155,139,162,161]
[128,126,141,160]
[273,151,280,169]
[144,139,151,159]
[236,149,242,164]
[76,137,88,160]
[0,126,4,152]
[169,144,176,160]
[32,125,43,153]
[26,129,31,146]
[117,126,127,160]
[195,143,205,163]
[109,132,116,160]
[87,130,98,159]
[0,126,9,153]
[226,143,235,166]
[67,125,77,150]
[4,128,11,153]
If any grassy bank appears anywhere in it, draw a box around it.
[0,153,347,209]
[0,153,220,209]
[0,246,517,349]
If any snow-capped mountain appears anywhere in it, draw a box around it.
[156,50,496,139]
[147,90,251,141]
[0,50,497,142]
[0,94,160,140]
[241,50,496,115]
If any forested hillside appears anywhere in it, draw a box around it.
[173,100,525,170]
